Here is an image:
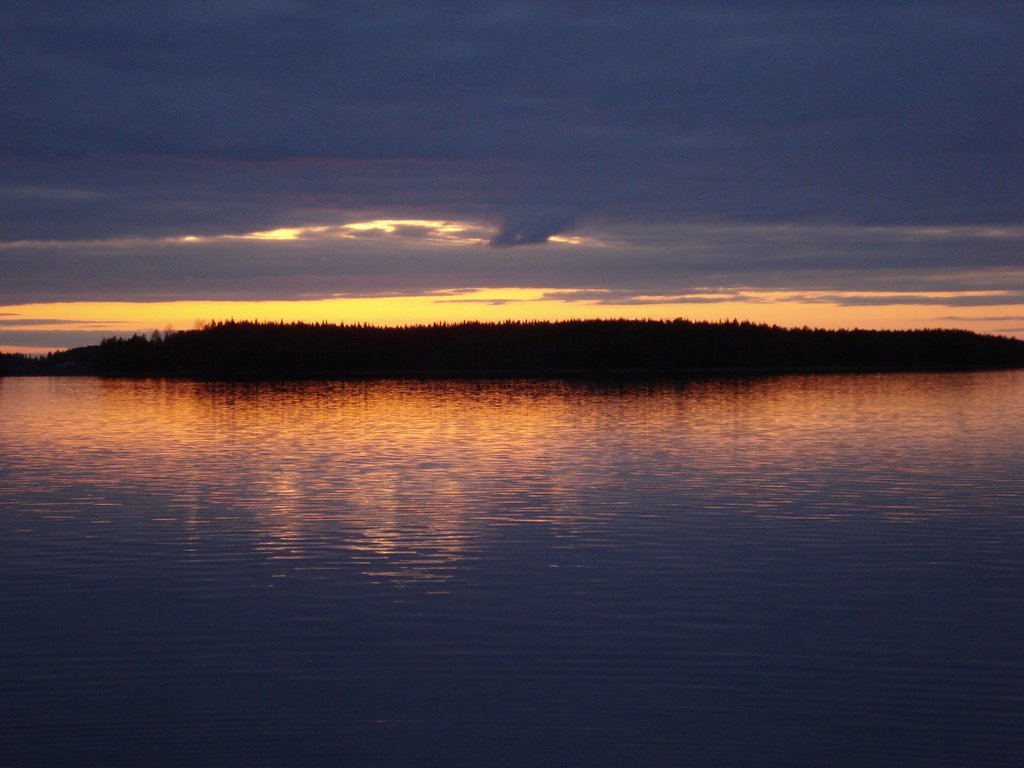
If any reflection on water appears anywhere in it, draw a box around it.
[1,373,1023,766]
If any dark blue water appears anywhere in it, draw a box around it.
[1,374,1022,766]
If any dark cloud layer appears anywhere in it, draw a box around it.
[2,1,1023,304]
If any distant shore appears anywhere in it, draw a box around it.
[3,319,1024,379]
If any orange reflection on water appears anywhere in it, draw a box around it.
[4,373,1023,584]
[52,379,612,584]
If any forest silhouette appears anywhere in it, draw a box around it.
[4,319,1024,378]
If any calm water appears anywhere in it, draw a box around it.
[1,373,1022,767]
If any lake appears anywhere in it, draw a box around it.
[1,373,1022,767]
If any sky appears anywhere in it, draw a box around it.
[2,1,1023,352]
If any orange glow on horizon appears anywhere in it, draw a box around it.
[3,287,1023,354]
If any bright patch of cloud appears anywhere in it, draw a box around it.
[339,219,489,244]
[239,226,330,240]
[204,219,495,245]
[1,217,610,252]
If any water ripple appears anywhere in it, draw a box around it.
[1,373,1023,766]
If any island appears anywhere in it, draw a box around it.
[3,319,1024,378]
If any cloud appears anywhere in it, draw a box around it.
[0,329,130,348]
[935,315,1024,322]
[489,209,578,247]
[3,219,1024,306]
[788,292,1024,308]
[0,317,123,328]
[538,290,748,306]
[5,3,1023,236]
[537,289,1024,309]
[2,2,1023,313]
[433,297,531,306]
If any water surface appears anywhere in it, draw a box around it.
[1,373,1022,766]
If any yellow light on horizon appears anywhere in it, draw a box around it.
[3,287,1024,354]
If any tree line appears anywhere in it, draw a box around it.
[61,318,1024,378]
[4,319,1024,378]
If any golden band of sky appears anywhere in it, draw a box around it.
[3,287,1023,355]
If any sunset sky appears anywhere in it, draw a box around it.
[3,1,1023,353]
